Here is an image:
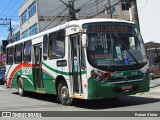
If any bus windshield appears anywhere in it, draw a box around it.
[84,22,147,71]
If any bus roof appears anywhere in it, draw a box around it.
[7,18,134,48]
[68,18,133,26]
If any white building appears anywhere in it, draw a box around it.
[15,0,130,40]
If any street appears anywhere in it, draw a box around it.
[0,80,160,111]
[0,79,160,112]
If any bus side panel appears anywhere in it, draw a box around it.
[6,64,18,89]
[42,70,56,94]
[22,67,35,92]
[7,64,35,92]
[42,61,57,95]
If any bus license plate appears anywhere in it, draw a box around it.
[121,85,132,91]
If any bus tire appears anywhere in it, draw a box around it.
[58,81,73,105]
[17,77,26,96]
[110,97,119,100]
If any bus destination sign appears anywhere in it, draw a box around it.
[88,24,133,33]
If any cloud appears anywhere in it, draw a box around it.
[12,21,20,26]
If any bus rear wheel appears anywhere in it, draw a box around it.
[17,77,25,96]
[58,81,73,105]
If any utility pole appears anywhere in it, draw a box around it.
[95,0,99,15]
[108,0,112,18]
[0,18,13,43]
[59,0,79,21]
[9,18,13,42]
[68,0,76,20]
[129,0,140,32]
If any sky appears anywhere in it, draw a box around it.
[137,0,160,43]
[0,0,24,43]
[0,0,160,44]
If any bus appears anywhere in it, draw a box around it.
[6,18,150,105]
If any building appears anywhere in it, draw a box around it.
[145,42,160,78]
[15,0,130,40]
[13,27,20,41]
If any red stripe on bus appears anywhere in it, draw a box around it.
[42,68,55,79]
[7,63,35,87]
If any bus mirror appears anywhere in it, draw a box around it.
[82,34,88,48]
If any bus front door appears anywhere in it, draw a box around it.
[34,44,44,90]
[71,35,83,95]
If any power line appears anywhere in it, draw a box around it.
[0,0,14,15]
[59,0,80,20]
[79,0,105,13]
[0,18,13,42]
[3,0,20,16]
[41,6,68,31]
[7,4,21,17]
[54,16,68,27]
[78,0,94,9]
[40,4,65,15]
[80,3,106,16]
[54,8,69,27]
[79,0,100,13]
[88,0,121,18]
[79,0,118,17]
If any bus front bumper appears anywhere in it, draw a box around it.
[88,78,150,100]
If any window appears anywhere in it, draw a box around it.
[43,35,48,60]
[21,10,28,24]
[24,41,32,62]
[122,2,129,10]
[7,47,14,64]
[14,32,20,41]
[28,1,36,18]
[22,29,29,39]
[48,30,65,59]
[29,23,38,36]
[15,44,22,63]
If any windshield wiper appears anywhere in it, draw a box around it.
[125,49,140,66]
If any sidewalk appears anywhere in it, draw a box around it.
[150,77,160,88]
[134,78,160,99]
[144,78,160,98]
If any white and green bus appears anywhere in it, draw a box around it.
[6,18,150,105]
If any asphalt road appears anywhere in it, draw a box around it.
[0,78,160,119]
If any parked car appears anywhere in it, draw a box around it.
[0,69,5,85]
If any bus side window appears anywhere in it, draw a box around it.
[55,30,65,58]
[15,44,23,63]
[48,32,56,59]
[7,47,14,64]
[24,41,32,62]
[48,30,65,59]
[43,35,48,60]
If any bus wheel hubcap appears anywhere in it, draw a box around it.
[18,81,22,93]
[61,86,69,100]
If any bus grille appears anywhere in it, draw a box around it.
[107,76,143,84]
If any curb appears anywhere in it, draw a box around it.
[150,84,160,88]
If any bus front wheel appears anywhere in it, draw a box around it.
[17,77,25,96]
[58,81,73,105]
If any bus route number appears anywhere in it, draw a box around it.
[22,67,32,75]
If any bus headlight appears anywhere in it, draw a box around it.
[91,70,113,83]
[91,70,102,83]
